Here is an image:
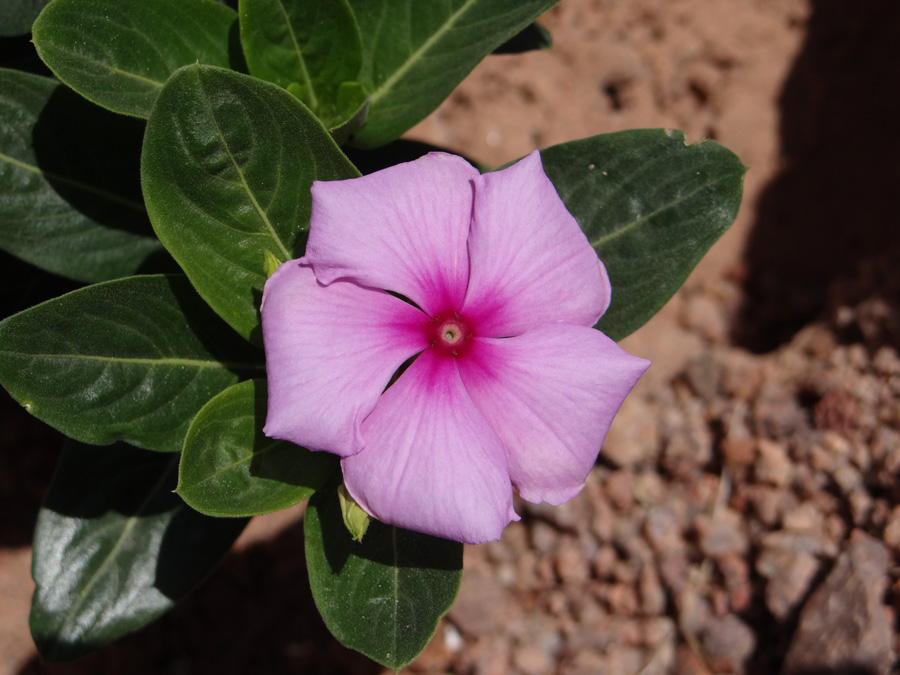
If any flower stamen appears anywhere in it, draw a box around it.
[426,310,474,358]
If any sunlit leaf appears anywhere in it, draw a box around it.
[305,486,462,669]
[541,129,746,340]
[32,0,238,117]
[0,275,263,451]
[349,0,558,148]
[239,0,364,129]
[30,440,247,661]
[142,65,358,342]
[178,379,337,517]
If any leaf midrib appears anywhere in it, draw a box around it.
[369,0,478,106]
[42,41,164,90]
[0,350,265,371]
[48,456,178,652]
[391,525,399,663]
[181,437,283,489]
[275,0,318,109]
[196,72,292,260]
[589,182,716,248]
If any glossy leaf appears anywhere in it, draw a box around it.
[541,129,746,341]
[305,486,462,669]
[30,440,247,661]
[349,0,558,148]
[142,65,359,342]
[0,69,165,282]
[32,0,238,118]
[324,81,369,144]
[0,0,50,36]
[239,0,364,129]
[178,379,337,517]
[0,275,264,452]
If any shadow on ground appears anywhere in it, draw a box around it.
[736,0,900,353]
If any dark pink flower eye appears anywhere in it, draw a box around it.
[426,310,475,358]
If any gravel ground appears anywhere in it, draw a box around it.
[2,1,900,673]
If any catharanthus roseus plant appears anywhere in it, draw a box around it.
[262,151,650,544]
[0,0,745,669]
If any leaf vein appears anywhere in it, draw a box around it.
[589,182,714,248]
[369,0,478,106]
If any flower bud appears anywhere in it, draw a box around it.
[338,483,370,542]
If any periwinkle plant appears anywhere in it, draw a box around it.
[0,0,745,668]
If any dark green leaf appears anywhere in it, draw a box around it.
[239,0,364,129]
[178,379,337,517]
[348,0,558,148]
[305,486,462,669]
[326,81,369,145]
[493,21,552,54]
[0,0,50,36]
[0,275,264,452]
[32,0,238,118]
[30,440,247,661]
[541,129,746,341]
[142,65,359,342]
[0,69,165,282]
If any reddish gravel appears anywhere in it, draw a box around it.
[3,1,900,673]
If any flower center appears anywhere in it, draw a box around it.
[426,310,474,358]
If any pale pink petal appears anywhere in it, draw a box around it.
[463,150,610,337]
[262,261,427,456]
[341,351,518,544]
[303,152,478,315]
[458,325,650,504]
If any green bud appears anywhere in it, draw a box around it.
[338,483,370,542]
[286,82,304,102]
[262,249,283,279]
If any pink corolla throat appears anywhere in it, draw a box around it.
[425,309,475,358]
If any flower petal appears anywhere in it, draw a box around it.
[341,351,517,544]
[303,152,478,315]
[262,261,426,456]
[458,325,650,504]
[463,150,611,337]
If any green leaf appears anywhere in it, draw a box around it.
[142,65,359,342]
[0,275,263,452]
[326,81,369,145]
[239,0,364,129]
[0,69,165,282]
[0,0,50,36]
[177,379,337,517]
[348,0,558,148]
[541,129,746,341]
[305,486,462,669]
[32,0,239,118]
[30,440,247,661]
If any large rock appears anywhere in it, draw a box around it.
[782,531,895,675]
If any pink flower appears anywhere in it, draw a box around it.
[261,151,649,544]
